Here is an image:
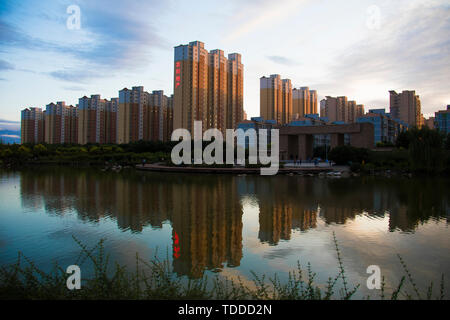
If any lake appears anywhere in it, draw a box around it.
[0,167,449,298]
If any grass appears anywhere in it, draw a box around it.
[0,233,445,300]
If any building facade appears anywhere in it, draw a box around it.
[321,96,364,123]
[78,95,107,145]
[21,107,45,144]
[44,101,77,144]
[389,90,422,127]
[260,75,296,125]
[292,87,318,120]
[173,41,243,134]
[435,106,450,134]
[356,109,407,145]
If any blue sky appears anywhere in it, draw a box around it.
[0,0,449,125]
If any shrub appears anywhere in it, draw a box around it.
[328,146,369,165]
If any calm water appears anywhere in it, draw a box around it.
[0,167,449,298]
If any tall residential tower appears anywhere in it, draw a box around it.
[389,90,422,127]
[173,41,243,134]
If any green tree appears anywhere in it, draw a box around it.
[445,133,450,151]
[33,144,48,156]
[328,146,369,165]
[408,127,445,173]
[395,130,411,149]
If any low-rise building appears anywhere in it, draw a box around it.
[356,109,407,145]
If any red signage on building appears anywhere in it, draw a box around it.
[173,231,180,259]
[175,62,181,88]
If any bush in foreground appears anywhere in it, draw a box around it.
[0,234,445,300]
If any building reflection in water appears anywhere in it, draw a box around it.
[19,168,449,278]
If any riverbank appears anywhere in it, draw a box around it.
[136,163,334,175]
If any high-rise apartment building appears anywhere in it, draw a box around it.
[281,79,293,124]
[356,105,365,120]
[292,87,318,120]
[310,90,318,115]
[174,41,210,133]
[65,104,78,144]
[21,107,45,144]
[320,99,326,118]
[261,74,282,124]
[389,90,422,127]
[321,96,363,123]
[227,53,244,130]
[44,101,76,144]
[20,86,173,145]
[78,95,107,144]
[105,98,118,144]
[173,41,243,133]
[117,87,173,144]
[117,87,148,144]
[165,95,174,141]
[148,90,171,142]
[208,49,228,132]
[260,74,293,125]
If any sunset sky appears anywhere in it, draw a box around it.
[0,0,449,125]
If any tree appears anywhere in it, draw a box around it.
[328,145,369,165]
[33,144,48,156]
[395,130,411,149]
[408,127,445,173]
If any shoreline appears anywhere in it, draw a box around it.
[135,163,337,175]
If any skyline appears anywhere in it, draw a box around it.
[1,0,449,126]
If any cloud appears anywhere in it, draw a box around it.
[267,55,297,66]
[325,1,450,113]
[0,59,14,70]
[0,1,169,82]
[48,70,98,83]
[224,0,310,42]
[1,134,20,139]
[0,119,20,131]
[63,85,86,92]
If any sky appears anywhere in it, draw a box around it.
[0,0,449,126]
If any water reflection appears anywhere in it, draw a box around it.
[18,168,449,278]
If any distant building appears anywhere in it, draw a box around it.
[321,96,364,123]
[44,101,78,144]
[434,106,450,134]
[389,90,421,127]
[356,109,407,145]
[292,87,318,121]
[117,87,173,144]
[78,95,107,144]
[424,117,435,129]
[105,98,118,144]
[260,75,291,125]
[288,114,329,127]
[21,107,45,144]
[237,117,277,149]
